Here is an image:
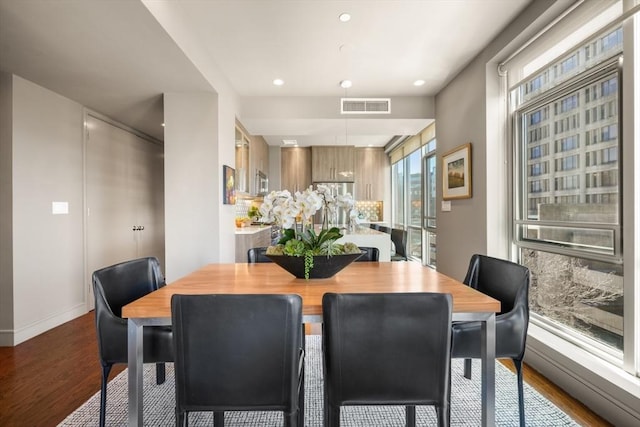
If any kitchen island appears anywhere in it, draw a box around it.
[235,225,272,262]
[335,226,391,261]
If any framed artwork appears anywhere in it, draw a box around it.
[223,165,236,205]
[442,143,472,200]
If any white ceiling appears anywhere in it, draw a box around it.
[0,0,531,146]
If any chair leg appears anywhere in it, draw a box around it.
[298,327,305,427]
[285,410,298,427]
[436,403,450,427]
[156,362,166,385]
[463,358,472,379]
[513,358,526,427]
[176,408,187,427]
[405,405,416,427]
[213,411,224,427]
[99,364,112,427]
[325,404,340,427]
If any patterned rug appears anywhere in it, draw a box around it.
[59,335,577,426]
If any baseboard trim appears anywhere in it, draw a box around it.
[526,324,640,426]
[2,304,88,346]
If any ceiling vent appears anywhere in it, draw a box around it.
[341,98,391,114]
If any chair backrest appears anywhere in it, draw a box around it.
[355,247,379,262]
[247,247,272,263]
[463,254,530,316]
[93,257,165,318]
[376,225,391,234]
[172,294,303,411]
[322,292,452,406]
[92,257,165,363]
[390,228,407,259]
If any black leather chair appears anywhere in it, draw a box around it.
[247,246,272,263]
[355,246,379,262]
[390,228,408,261]
[92,257,173,427]
[172,294,305,427]
[451,254,530,427]
[377,225,391,234]
[323,292,452,427]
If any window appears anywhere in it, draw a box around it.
[391,161,404,229]
[513,26,622,355]
[391,133,436,265]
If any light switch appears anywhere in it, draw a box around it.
[52,201,69,215]
[441,200,451,212]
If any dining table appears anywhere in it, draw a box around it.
[122,261,501,427]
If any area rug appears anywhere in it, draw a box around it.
[59,335,577,426]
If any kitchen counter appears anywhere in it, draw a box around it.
[336,226,391,261]
[235,225,271,235]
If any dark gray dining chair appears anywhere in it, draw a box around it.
[390,228,408,261]
[172,294,305,427]
[323,292,453,427]
[247,246,272,263]
[92,257,173,427]
[377,225,392,234]
[451,254,530,427]
[354,247,379,262]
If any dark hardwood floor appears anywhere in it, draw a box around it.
[0,312,612,426]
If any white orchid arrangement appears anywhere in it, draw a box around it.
[260,185,360,278]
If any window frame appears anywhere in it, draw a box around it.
[513,57,623,265]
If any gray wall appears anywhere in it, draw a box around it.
[0,72,14,336]
[0,75,86,345]
[434,0,560,280]
[435,0,640,424]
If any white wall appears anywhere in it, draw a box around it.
[164,92,221,281]
[0,75,86,345]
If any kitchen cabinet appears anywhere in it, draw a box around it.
[281,147,312,192]
[250,135,269,194]
[235,126,250,193]
[354,147,388,200]
[311,146,355,182]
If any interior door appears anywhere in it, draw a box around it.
[86,115,165,307]
[129,133,165,266]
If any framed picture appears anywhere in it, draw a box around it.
[223,165,236,205]
[442,143,472,200]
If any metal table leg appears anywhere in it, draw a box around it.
[128,319,144,427]
[481,313,496,427]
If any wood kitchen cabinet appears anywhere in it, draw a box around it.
[250,135,269,194]
[281,147,312,192]
[354,147,389,200]
[311,146,355,182]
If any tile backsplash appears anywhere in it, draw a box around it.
[354,201,383,221]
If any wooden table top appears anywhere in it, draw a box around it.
[122,262,501,319]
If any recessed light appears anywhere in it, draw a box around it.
[161,123,165,127]
[282,139,298,145]
[340,80,352,88]
[413,79,426,86]
[339,13,351,22]
[273,78,284,86]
